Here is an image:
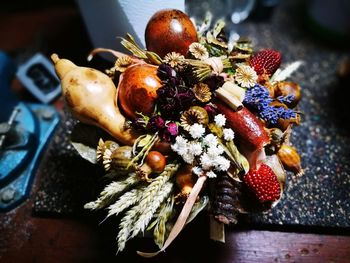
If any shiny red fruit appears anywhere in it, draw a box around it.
[118,64,162,120]
[215,102,270,152]
[145,9,198,58]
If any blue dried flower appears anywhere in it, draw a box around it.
[276,95,295,104]
[243,84,296,124]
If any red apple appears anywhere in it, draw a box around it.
[118,64,162,120]
[145,9,198,58]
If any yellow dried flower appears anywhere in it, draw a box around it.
[234,64,258,88]
[193,83,212,102]
[180,106,209,131]
[189,42,209,60]
[114,56,133,72]
[163,52,185,67]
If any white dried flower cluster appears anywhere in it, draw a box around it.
[172,136,203,164]
[189,123,206,139]
[214,114,226,127]
[223,128,235,141]
[171,127,231,179]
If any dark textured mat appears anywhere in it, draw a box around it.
[34,1,350,228]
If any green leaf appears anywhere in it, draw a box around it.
[138,134,153,148]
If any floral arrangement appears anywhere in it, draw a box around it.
[51,9,304,257]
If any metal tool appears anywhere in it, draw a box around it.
[0,51,60,212]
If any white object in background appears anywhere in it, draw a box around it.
[76,0,185,60]
[16,53,61,104]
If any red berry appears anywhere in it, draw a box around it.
[243,163,281,202]
[250,49,281,75]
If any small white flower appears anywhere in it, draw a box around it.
[200,153,213,170]
[182,153,195,164]
[203,134,218,147]
[171,136,188,156]
[207,145,224,157]
[189,123,206,139]
[214,114,226,127]
[206,170,217,178]
[192,166,203,176]
[223,128,235,141]
[214,156,231,171]
[175,136,188,147]
[188,141,203,156]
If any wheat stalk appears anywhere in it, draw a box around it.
[131,182,174,238]
[117,208,138,252]
[116,163,179,251]
[106,187,144,218]
[84,173,140,210]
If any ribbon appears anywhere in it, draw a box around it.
[137,175,207,258]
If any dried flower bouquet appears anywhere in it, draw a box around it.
[51,9,304,257]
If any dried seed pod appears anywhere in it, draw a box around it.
[96,138,119,162]
[103,146,134,174]
[266,128,284,154]
[270,128,284,145]
[180,106,209,131]
[277,113,301,131]
[277,145,304,176]
[212,173,242,225]
[175,165,196,201]
[275,81,301,108]
[136,151,166,182]
[192,83,212,102]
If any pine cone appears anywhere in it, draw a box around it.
[212,174,242,225]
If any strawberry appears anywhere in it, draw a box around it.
[243,163,281,202]
[250,49,281,75]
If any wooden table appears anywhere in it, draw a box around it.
[0,6,349,263]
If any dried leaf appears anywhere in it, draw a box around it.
[153,196,175,248]
[270,61,303,83]
[206,31,227,48]
[265,154,286,192]
[138,134,153,148]
[213,20,225,38]
[71,142,97,164]
[70,123,110,164]
[186,195,209,224]
[197,12,212,36]
[209,215,225,243]
[207,123,223,138]
[242,154,287,210]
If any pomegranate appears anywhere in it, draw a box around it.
[145,9,198,58]
[118,64,162,120]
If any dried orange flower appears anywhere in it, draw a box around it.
[193,83,212,102]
